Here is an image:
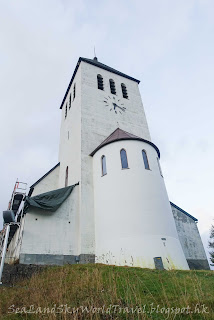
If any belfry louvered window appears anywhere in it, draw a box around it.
[120,149,129,169]
[142,150,150,170]
[101,155,107,176]
[97,74,104,90]
[73,84,76,100]
[121,83,128,99]
[69,94,71,109]
[65,103,68,118]
[109,79,116,95]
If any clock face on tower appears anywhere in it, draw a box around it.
[103,96,126,114]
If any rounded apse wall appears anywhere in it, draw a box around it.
[92,139,189,270]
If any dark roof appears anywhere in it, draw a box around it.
[60,57,140,109]
[90,128,160,158]
[170,202,198,222]
[30,163,60,189]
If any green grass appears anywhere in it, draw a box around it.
[0,264,213,319]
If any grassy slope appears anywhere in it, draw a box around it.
[0,264,213,319]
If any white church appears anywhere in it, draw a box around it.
[1,57,209,270]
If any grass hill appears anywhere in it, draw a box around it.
[0,264,213,319]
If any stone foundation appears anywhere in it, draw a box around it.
[187,259,210,270]
[19,253,95,266]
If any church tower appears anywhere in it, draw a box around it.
[58,57,189,270]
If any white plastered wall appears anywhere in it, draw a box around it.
[19,186,79,257]
[92,140,189,270]
[57,66,82,254]
[58,67,81,189]
[32,165,60,196]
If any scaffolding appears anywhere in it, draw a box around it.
[8,180,27,217]
[0,180,27,284]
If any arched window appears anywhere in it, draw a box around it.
[65,103,67,118]
[157,158,163,177]
[97,74,104,90]
[120,149,129,169]
[73,84,76,100]
[65,166,68,187]
[121,83,128,99]
[142,150,150,170]
[101,155,107,176]
[109,79,116,95]
[69,93,71,109]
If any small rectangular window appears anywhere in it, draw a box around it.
[142,150,150,170]
[65,103,67,118]
[69,94,71,109]
[157,158,163,177]
[73,84,76,100]
[101,155,107,176]
[65,166,68,187]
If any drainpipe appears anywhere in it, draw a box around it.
[0,224,10,285]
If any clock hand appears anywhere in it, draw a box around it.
[116,105,126,111]
[112,102,126,112]
[113,102,117,110]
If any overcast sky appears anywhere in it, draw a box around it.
[0,0,213,267]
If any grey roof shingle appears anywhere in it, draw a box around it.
[90,128,160,157]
